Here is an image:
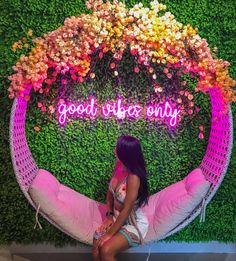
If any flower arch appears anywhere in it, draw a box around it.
[9,0,235,110]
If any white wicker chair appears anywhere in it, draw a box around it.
[9,83,234,244]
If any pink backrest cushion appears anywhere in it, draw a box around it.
[142,168,211,242]
[29,169,106,245]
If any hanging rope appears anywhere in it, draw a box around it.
[33,204,42,229]
[145,246,151,261]
[199,197,207,222]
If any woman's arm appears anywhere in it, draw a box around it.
[106,187,114,214]
[95,170,115,232]
[106,160,120,213]
[106,174,140,236]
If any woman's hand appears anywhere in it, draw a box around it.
[97,232,113,247]
[96,217,114,233]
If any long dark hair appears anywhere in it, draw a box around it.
[116,135,149,208]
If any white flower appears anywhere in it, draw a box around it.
[175,32,181,40]
[129,9,134,16]
[142,13,148,19]
[150,1,160,8]
[165,12,171,18]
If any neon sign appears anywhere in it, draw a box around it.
[101,99,142,119]
[58,98,181,127]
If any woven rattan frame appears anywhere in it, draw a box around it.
[9,83,234,243]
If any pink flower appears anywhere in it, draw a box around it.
[149,67,154,73]
[78,77,84,83]
[24,95,30,101]
[188,94,194,100]
[58,99,65,105]
[37,102,43,108]
[71,74,77,81]
[163,68,169,74]
[154,86,163,93]
[198,132,204,139]
[131,49,137,55]
[188,109,193,115]
[61,79,67,85]
[134,67,140,73]
[48,105,55,114]
[41,106,47,112]
[199,125,204,131]
[9,93,15,99]
[110,62,116,69]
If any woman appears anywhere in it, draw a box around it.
[92,135,149,261]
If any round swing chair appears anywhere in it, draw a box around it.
[9,0,234,247]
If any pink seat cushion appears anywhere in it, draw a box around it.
[142,168,211,241]
[29,168,210,245]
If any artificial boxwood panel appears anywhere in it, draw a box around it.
[0,0,235,246]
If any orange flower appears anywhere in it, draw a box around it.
[34,126,41,132]
[27,29,33,37]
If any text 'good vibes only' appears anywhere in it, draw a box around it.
[58,98,181,127]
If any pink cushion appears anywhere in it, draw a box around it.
[29,168,210,245]
[29,169,106,244]
[142,168,211,242]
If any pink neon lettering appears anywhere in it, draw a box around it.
[102,103,113,117]
[77,104,84,115]
[58,98,97,125]
[102,99,143,119]
[58,104,67,125]
[155,107,165,118]
[133,106,142,118]
[146,106,154,117]
[57,98,181,127]
[163,101,172,117]
[85,98,97,116]
[146,101,181,127]
[115,99,126,119]
[68,104,76,114]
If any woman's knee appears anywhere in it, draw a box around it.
[100,243,114,259]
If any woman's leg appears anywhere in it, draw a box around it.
[100,232,129,261]
[92,238,101,261]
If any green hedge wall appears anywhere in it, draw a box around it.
[0,0,235,246]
